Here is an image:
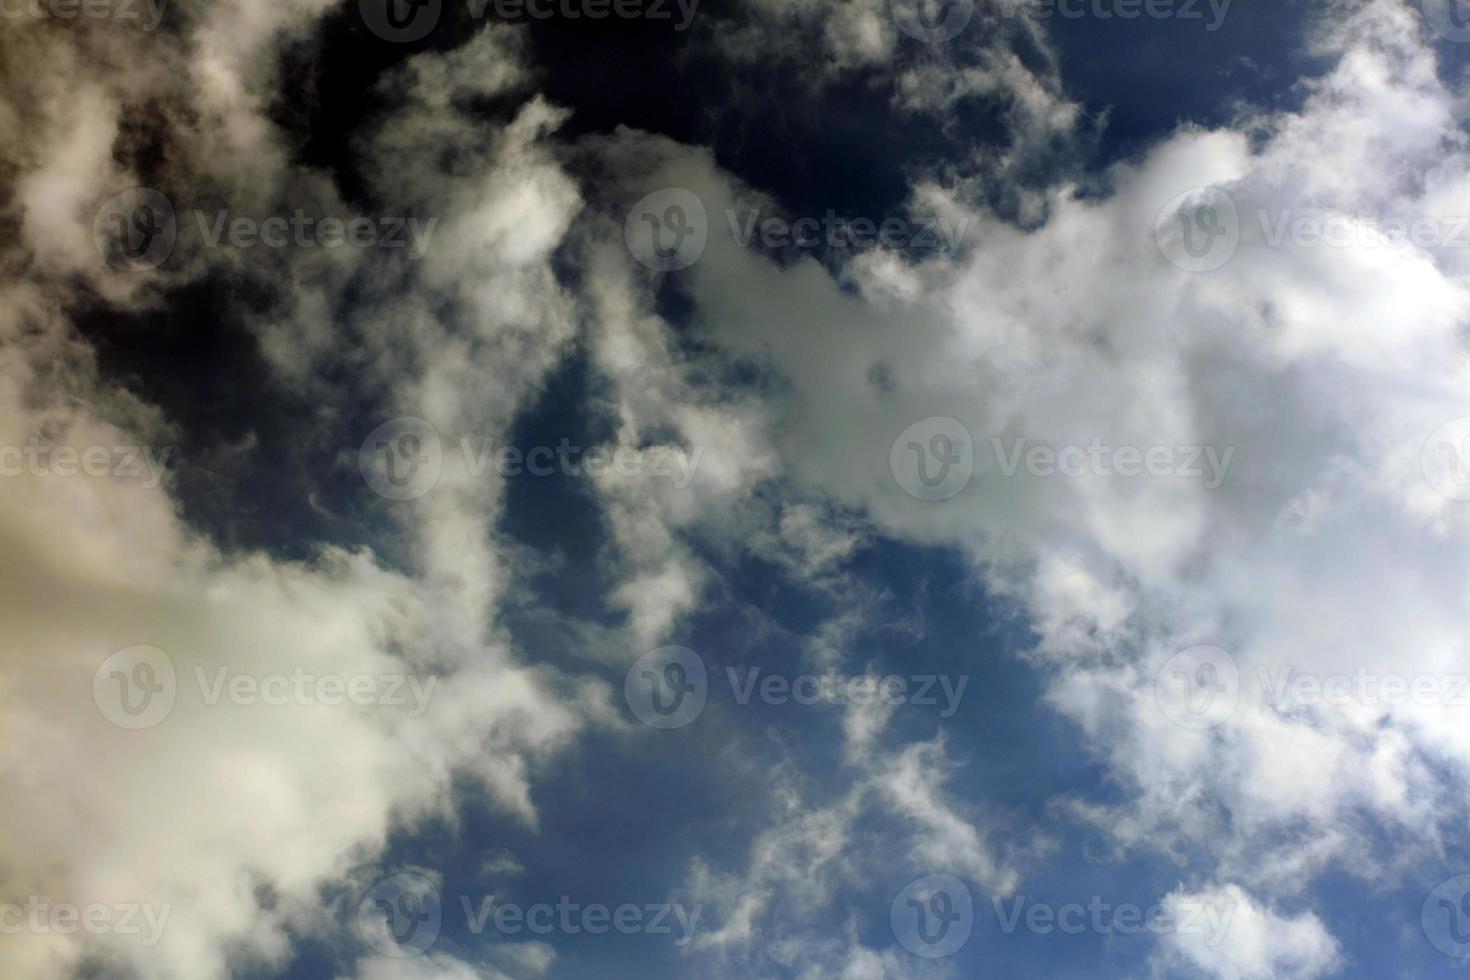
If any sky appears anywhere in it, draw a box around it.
[4,0,1470,978]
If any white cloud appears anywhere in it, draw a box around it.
[1153,883,1342,980]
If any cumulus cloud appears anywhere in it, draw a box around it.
[1153,884,1341,980]
[568,0,1470,968]
[6,0,1468,976]
[0,10,606,980]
